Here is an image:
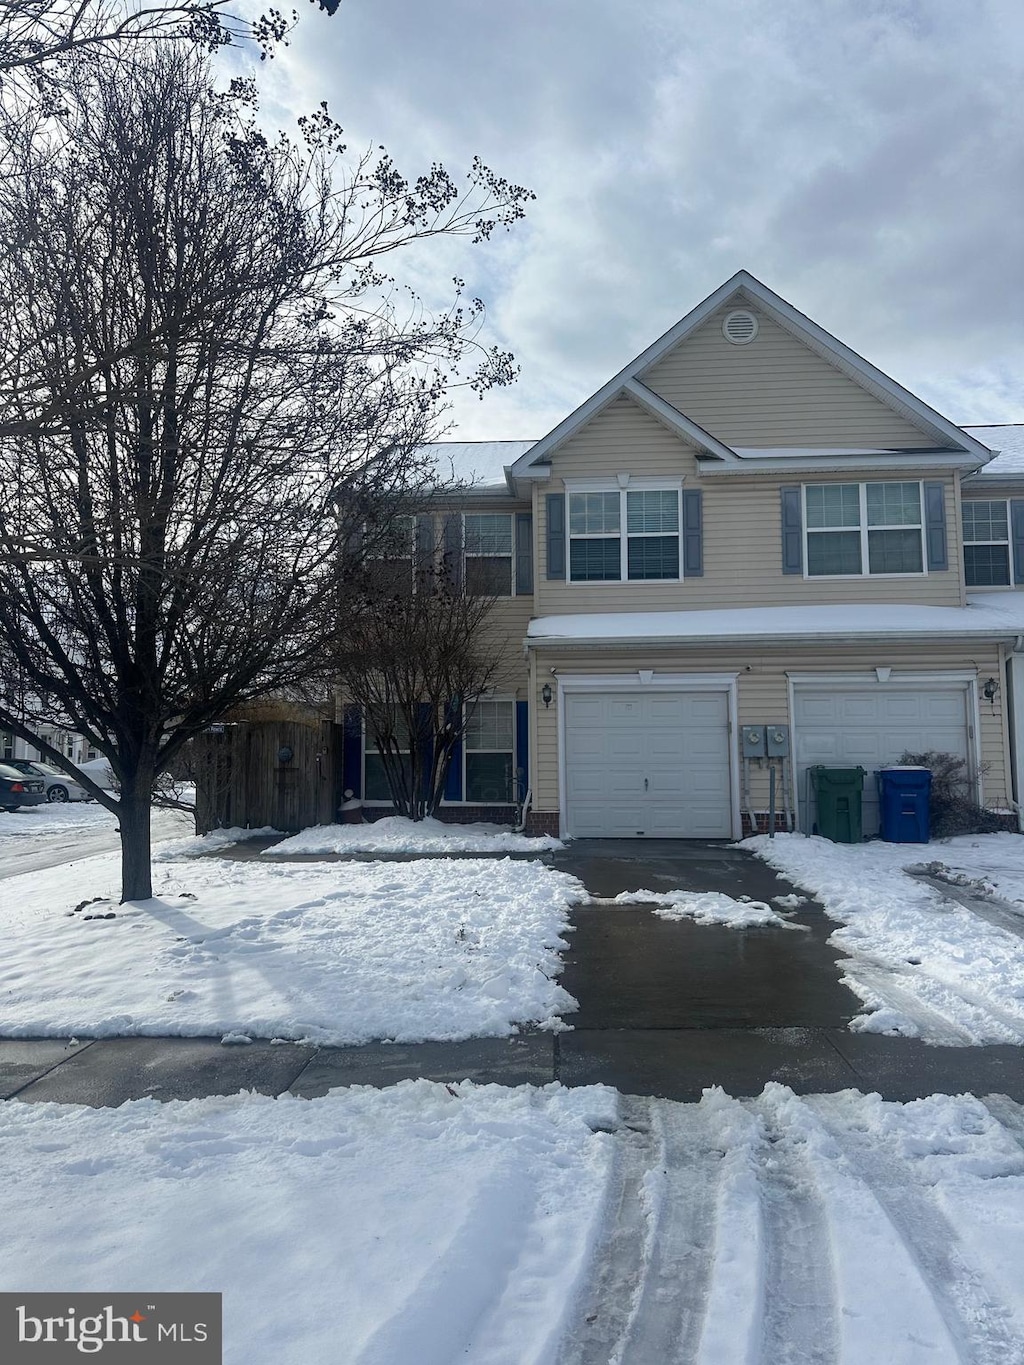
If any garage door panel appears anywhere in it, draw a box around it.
[794,685,969,835]
[564,689,732,838]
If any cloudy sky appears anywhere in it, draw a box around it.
[248,0,1023,442]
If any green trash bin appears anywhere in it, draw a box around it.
[810,766,866,843]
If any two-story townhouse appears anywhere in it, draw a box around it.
[341,272,1024,841]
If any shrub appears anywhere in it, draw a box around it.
[897,750,1005,838]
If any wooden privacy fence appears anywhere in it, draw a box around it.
[191,718,339,834]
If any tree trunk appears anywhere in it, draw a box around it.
[119,791,154,902]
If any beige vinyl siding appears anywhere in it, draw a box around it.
[536,403,964,611]
[476,598,533,694]
[529,643,1009,818]
[642,305,936,449]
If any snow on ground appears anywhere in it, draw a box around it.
[264,815,563,856]
[0,853,583,1043]
[0,1082,617,1365]
[4,1081,1024,1364]
[156,826,283,860]
[610,888,794,928]
[746,832,1024,1044]
[0,804,193,881]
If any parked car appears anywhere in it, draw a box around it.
[0,762,46,810]
[72,757,117,791]
[5,759,90,803]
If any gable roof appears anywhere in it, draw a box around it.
[509,270,993,479]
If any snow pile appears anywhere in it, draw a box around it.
[265,816,562,856]
[0,1082,617,1364]
[156,826,282,860]
[745,833,1024,1043]
[4,1083,1024,1363]
[612,889,791,928]
[0,855,583,1043]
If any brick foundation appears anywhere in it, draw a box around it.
[741,812,793,837]
[525,810,560,837]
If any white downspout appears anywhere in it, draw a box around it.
[1009,639,1024,832]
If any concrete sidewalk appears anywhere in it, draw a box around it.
[3,1031,1023,1107]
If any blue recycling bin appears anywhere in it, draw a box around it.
[877,766,931,843]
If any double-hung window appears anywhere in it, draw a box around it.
[464,513,513,595]
[364,709,412,802]
[804,482,924,576]
[567,486,681,582]
[962,501,1012,586]
[464,699,515,802]
[365,515,415,596]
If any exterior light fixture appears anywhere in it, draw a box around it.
[541,683,553,709]
[982,677,999,703]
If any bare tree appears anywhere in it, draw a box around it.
[0,47,530,898]
[336,529,506,820]
[0,0,326,90]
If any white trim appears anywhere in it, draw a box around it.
[1009,653,1024,831]
[555,672,741,840]
[565,486,685,585]
[563,476,685,492]
[787,673,981,832]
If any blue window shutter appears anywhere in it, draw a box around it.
[780,486,803,574]
[444,723,463,801]
[923,482,948,570]
[515,700,529,800]
[342,705,362,798]
[681,489,703,576]
[515,512,534,594]
[443,514,463,589]
[546,494,565,579]
[1012,500,1024,584]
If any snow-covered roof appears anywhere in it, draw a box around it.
[963,425,1024,479]
[424,440,536,490]
[527,593,1024,647]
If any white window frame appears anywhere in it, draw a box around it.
[462,512,514,597]
[461,696,516,805]
[364,514,416,595]
[962,498,1014,588]
[803,481,927,579]
[564,477,684,585]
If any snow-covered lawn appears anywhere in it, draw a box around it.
[0,853,582,1043]
[3,1081,1024,1364]
[0,800,115,841]
[746,832,1024,1044]
[262,815,563,856]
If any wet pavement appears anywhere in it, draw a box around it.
[4,837,1023,1106]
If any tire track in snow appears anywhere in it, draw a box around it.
[807,1094,1024,1365]
[746,1093,840,1365]
[557,1097,657,1365]
[840,961,985,1045]
[617,1101,722,1365]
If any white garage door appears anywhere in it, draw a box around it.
[564,690,733,838]
[793,684,971,835]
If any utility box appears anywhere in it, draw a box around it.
[766,724,790,757]
[810,766,866,843]
[741,725,767,758]
[877,766,931,843]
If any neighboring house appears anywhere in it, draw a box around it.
[334,269,1024,839]
[0,725,98,767]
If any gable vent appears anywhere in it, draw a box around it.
[723,309,759,345]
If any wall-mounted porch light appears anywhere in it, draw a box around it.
[541,683,553,709]
[982,677,999,703]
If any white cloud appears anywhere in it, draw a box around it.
[240,0,1024,439]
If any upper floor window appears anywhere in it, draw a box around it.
[464,514,513,595]
[568,488,680,583]
[804,482,924,577]
[365,515,415,596]
[962,500,1011,586]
